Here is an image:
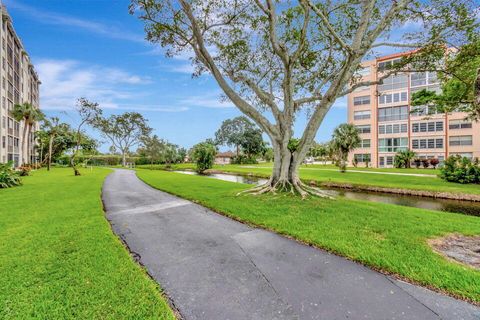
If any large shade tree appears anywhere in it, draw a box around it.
[131,0,476,197]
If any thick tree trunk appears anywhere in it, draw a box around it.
[122,152,127,167]
[240,140,329,198]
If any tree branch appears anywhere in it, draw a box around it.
[179,0,278,138]
[303,0,353,54]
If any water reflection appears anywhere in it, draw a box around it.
[173,171,480,216]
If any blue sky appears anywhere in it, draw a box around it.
[5,0,389,151]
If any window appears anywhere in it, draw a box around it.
[353,95,370,106]
[436,121,444,132]
[411,72,426,87]
[435,139,443,149]
[359,139,371,148]
[377,58,402,71]
[356,125,371,134]
[379,123,407,135]
[411,104,441,116]
[411,72,438,87]
[354,154,371,163]
[378,74,408,91]
[378,106,408,122]
[380,156,394,166]
[449,135,473,146]
[379,138,408,152]
[378,91,408,105]
[354,110,371,120]
[412,138,444,149]
[449,119,472,130]
[1,136,5,148]
[412,121,443,132]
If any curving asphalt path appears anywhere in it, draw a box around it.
[102,169,480,320]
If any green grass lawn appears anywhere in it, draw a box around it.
[137,169,480,303]
[0,168,175,319]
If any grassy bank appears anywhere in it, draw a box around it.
[0,168,175,319]
[137,163,479,196]
[137,169,480,303]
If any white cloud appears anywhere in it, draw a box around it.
[36,59,150,111]
[5,1,144,43]
[170,63,196,74]
[178,93,235,109]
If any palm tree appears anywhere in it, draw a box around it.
[394,149,416,168]
[331,123,361,173]
[12,103,44,165]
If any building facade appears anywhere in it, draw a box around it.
[0,5,40,167]
[347,52,480,168]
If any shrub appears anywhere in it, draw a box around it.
[17,166,32,176]
[430,158,440,169]
[191,142,217,173]
[440,156,480,184]
[422,159,430,168]
[231,154,257,164]
[0,162,22,188]
[394,155,405,168]
[413,158,421,168]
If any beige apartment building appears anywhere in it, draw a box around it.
[348,51,480,168]
[0,5,40,167]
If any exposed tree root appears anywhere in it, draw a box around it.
[237,177,334,199]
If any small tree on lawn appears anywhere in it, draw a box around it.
[41,117,63,171]
[430,158,440,169]
[331,124,361,173]
[71,98,102,176]
[93,112,152,167]
[191,141,216,174]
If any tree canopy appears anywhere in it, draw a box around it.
[411,40,480,120]
[93,112,152,167]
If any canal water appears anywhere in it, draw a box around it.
[174,171,480,216]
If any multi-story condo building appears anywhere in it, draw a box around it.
[348,51,480,168]
[0,4,40,167]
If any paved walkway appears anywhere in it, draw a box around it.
[102,169,479,320]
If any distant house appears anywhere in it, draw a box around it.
[215,151,235,165]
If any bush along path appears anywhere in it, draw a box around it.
[103,169,480,320]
